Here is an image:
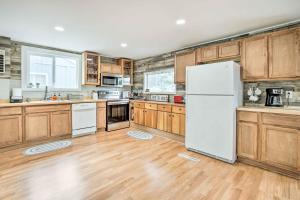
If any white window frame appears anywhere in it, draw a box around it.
[143,68,176,94]
[22,46,81,91]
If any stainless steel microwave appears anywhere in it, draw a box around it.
[101,73,123,87]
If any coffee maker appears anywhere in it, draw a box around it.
[265,88,284,107]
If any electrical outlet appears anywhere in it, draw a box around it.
[286,91,293,99]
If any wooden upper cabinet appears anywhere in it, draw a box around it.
[101,63,112,73]
[50,111,71,137]
[242,35,268,80]
[101,63,122,74]
[237,121,258,160]
[200,45,218,62]
[261,125,300,170]
[0,115,23,148]
[175,51,196,83]
[82,52,101,85]
[218,41,240,59]
[269,28,300,78]
[111,64,122,74]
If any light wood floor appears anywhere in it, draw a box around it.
[0,128,299,200]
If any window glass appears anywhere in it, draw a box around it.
[143,69,176,93]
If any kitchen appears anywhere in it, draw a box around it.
[0,0,300,199]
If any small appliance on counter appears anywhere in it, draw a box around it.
[265,88,284,107]
[149,94,169,102]
[10,88,23,103]
[174,95,184,104]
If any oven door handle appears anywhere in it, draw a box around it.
[107,101,129,105]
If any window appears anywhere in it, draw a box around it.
[143,68,176,93]
[22,46,81,90]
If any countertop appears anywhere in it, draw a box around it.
[237,106,300,116]
[0,99,107,108]
[130,99,185,107]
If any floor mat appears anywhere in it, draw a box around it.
[127,130,154,140]
[24,140,72,156]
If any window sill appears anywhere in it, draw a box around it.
[22,88,81,92]
[143,92,177,95]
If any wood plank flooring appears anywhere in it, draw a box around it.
[0,128,299,200]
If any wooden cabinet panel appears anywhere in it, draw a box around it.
[242,35,268,80]
[134,108,144,125]
[238,111,258,123]
[237,122,258,160]
[97,102,106,108]
[218,41,240,58]
[144,109,157,129]
[25,105,70,114]
[134,102,145,109]
[101,63,112,73]
[111,64,122,74]
[175,51,196,83]
[172,113,185,135]
[82,52,101,85]
[172,106,185,114]
[145,103,157,110]
[157,111,172,133]
[157,104,172,112]
[50,111,71,137]
[261,125,299,170]
[201,45,218,62]
[0,115,22,148]
[262,113,300,129]
[97,107,106,129]
[25,113,50,141]
[269,29,300,78]
[0,107,22,116]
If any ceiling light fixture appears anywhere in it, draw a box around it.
[120,43,128,47]
[176,19,186,25]
[54,26,64,32]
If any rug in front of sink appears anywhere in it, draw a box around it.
[24,140,72,156]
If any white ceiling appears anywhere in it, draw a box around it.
[1,0,300,59]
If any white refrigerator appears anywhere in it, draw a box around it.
[185,61,242,163]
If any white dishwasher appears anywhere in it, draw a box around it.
[72,103,97,137]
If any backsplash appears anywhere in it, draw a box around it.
[244,80,300,106]
[0,36,127,101]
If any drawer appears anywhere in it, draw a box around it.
[145,103,157,110]
[238,111,258,123]
[25,105,71,113]
[262,113,300,129]
[97,102,106,108]
[0,107,22,116]
[172,106,185,114]
[157,104,172,112]
[134,102,145,108]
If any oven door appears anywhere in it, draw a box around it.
[101,74,123,87]
[106,101,130,131]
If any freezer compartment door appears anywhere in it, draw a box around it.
[185,95,237,163]
[186,61,240,95]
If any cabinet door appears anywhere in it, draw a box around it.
[218,41,240,58]
[0,115,22,148]
[157,111,172,132]
[201,45,218,62]
[269,29,300,78]
[50,111,71,137]
[242,35,268,80]
[172,113,185,135]
[144,109,157,129]
[111,64,122,74]
[237,122,258,160]
[101,63,112,73]
[97,107,106,129]
[175,51,196,83]
[25,113,50,141]
[261,125,299,170]
[134,108,144,125]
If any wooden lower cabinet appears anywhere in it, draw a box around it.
[134,108,144,125]
[157,111,172,132]
[0,115,23,148]
[237,122,258,160]
[144,109,157,129]
[261,125,300,171]
[171,113,185,136]
[50,111,71,137]
[97,107,106,129]
[25,113,50,141]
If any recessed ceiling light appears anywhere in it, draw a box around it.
[54,26,64,32]
[120,43,127,47]
[176,19,186,25]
